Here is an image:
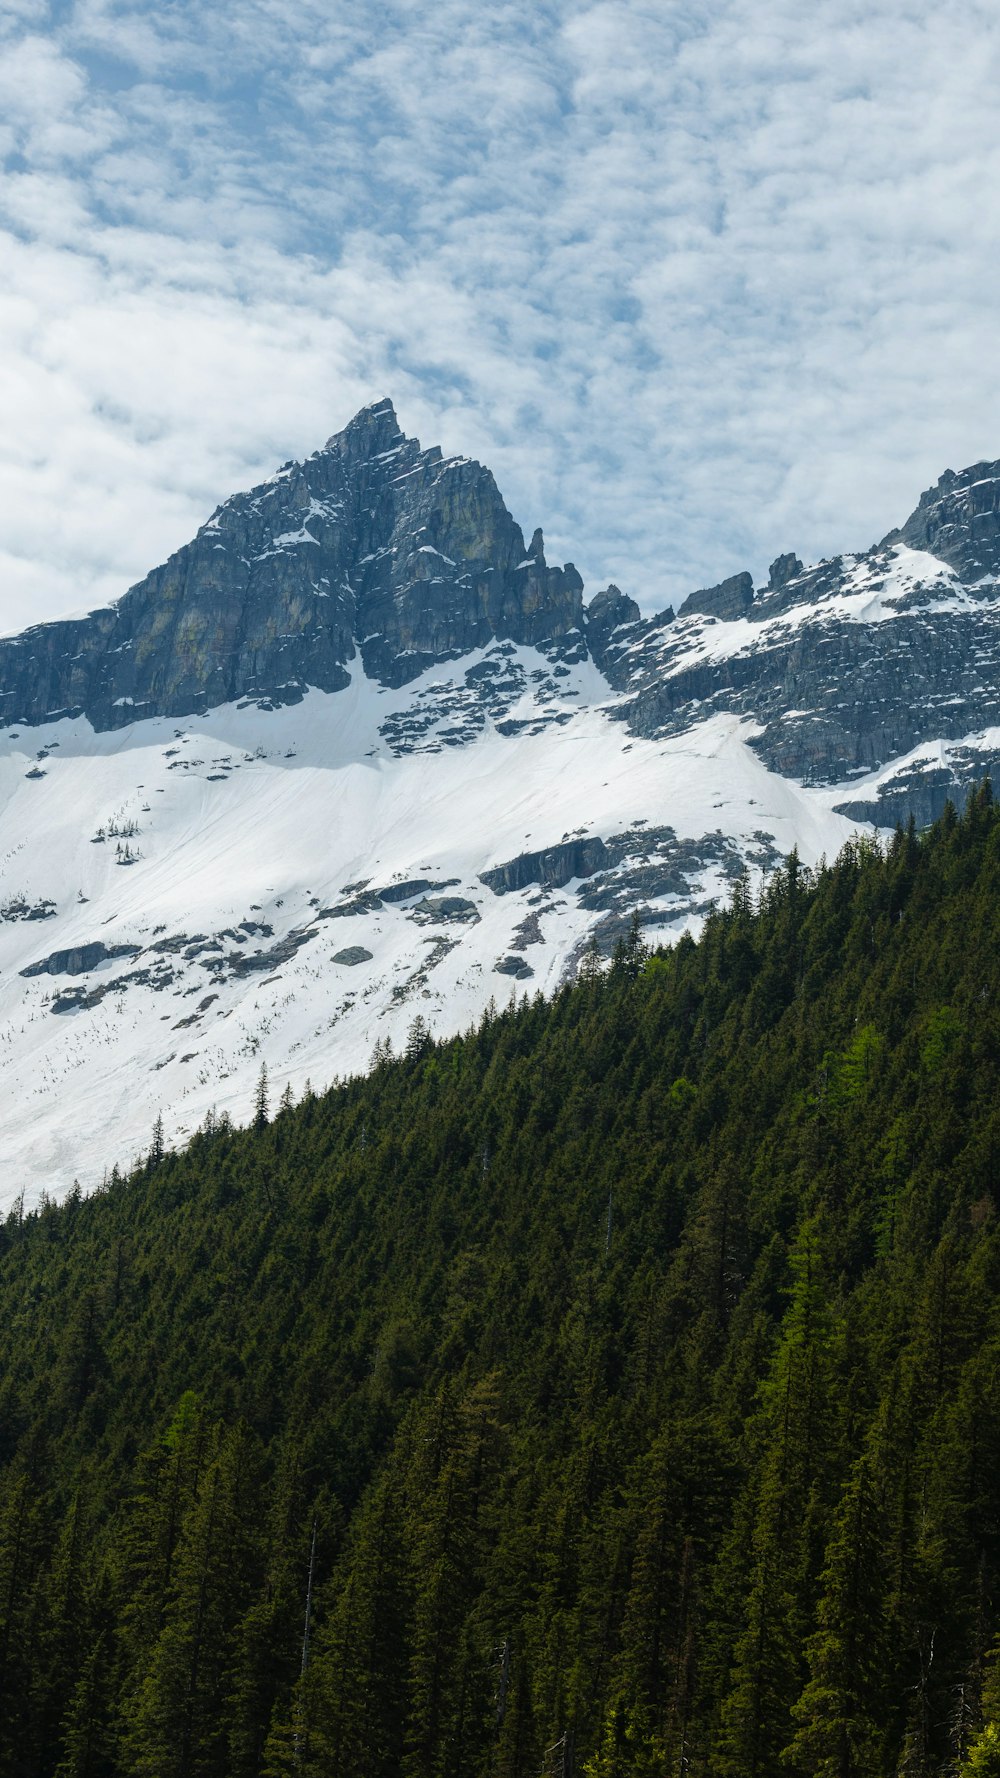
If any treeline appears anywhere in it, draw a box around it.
[2,792,1000,1775]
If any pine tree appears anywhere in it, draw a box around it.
[963,1724,1000,1777]
[254,1062,270,1132]
[148,1113,165,1169]
[123,1422,262,1777]
[715,1217,837,1776]
[116,1392,213,1705]
[406,1015,432,1061]
[583,1697,664,1776]
[610,910,646,980]
[403,1377,504,1778]
[54,1630,116,1778]
[29,1488,95,1773]
[578,936,604,985]
[226,1507,312,1778]
[0,1444,55,1771]
[614,1421,708,1764]
[301,1475,412,1778]
[783,1453,888,1777]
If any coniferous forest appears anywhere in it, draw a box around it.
[4,793,1000,1776]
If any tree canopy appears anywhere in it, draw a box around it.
[1,790,1000,1775]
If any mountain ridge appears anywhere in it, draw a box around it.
[0,399,590,730]
[4,400,1000,781]
[3,406,1000,1200]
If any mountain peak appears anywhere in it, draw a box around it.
[324,397,403,458]
[0,399,586,728]
[892,458,1000,580]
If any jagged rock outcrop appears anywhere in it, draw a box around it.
[21,940,142,978]
[766,553,803,590]
[481,837,611,895]
[833,746,1000,827]
[585,584,643,666]
[607,589,1000,785]
[893,462,1000,580]
[595,468,1000,788]
[0,401,585,730]
[375,878,459,903]
[677,571,754,622]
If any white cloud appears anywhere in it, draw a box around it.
[1,0,1000,632]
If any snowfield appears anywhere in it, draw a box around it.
[0,648,866,1207]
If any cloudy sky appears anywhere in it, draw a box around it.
[1,0,999,630]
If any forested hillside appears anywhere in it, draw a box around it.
[3,792,1000,1777]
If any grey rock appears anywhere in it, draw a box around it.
[510,910,544,948]
[332,946,374,965]
[408,895,480,924]
[376,878,459,903]
[224,924,316,981]
[1,898,57,923]
[604,538,1000,790]
[318,892,384,918]
[893,461,1000,580]
[833,748,1000,828]
[586,584,642,666]
[480,836,610,895]
[494,955,534,979]
[563,826,780,915]
[677,571,754,622]
[21,940,142,978]
[767,553,803,590]
[49,958,176,1013]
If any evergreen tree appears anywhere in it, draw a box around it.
[301,1474,411,1778]
[715,1217,837,1776]
[254,1062,270,1132]
[123,1422,261,1777]
[148,1113,165,1169]
[784,1453,888,1777]
[0,1445,55,1772]
[54,1630,117,1778]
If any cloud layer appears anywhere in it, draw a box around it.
[2,0,1000,630]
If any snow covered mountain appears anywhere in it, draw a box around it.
[3,401,1000,1204]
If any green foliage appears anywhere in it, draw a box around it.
[829,1023,884,1107]
[0,797,1000,1773]
[964,1725,1000,1777]
[920,1005,963,1075]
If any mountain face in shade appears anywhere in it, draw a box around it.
[3,406,1000,1204]
[0,400,586,730]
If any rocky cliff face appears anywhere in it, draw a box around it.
[894,461,1000,579]
[676,570,754,622]
[595,469,1000,822]
[0,400,585,730]
[4,412,1000,831]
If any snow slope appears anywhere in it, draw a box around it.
[0,648,861,1206]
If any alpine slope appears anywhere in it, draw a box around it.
[2,399,999,1203]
